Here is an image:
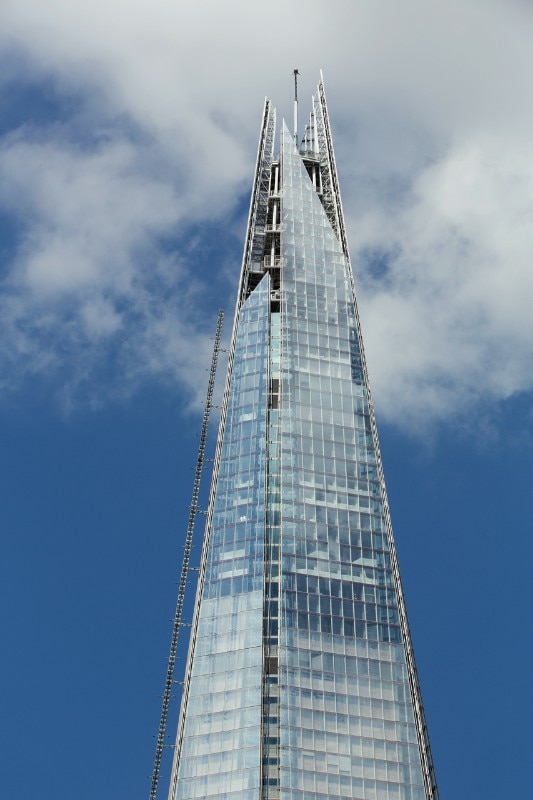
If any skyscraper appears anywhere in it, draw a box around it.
[166,74,438,800]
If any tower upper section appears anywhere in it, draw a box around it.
[239,74,351,309]
[167,75,439,800]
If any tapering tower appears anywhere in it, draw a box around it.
[167,74,439,800]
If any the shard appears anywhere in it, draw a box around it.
[167,74,439,800]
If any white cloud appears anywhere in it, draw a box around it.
[354,130,533,428]
[0,127,215,410]
[1,131,180,294]
[0,0,532,428]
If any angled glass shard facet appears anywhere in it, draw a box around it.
[168,79,438,800]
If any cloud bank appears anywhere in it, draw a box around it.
[1,0,533,428]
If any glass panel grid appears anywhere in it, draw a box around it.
[279,124,425,799]
[173,277,271,799]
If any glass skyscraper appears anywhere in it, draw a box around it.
[167,75,439,800]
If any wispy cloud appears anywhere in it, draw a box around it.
[1,0,532,429]
[353,131,533,429]
[0,123,219,410]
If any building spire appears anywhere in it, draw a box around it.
[293,68,300,146]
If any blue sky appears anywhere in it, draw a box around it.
[1,1,533,798]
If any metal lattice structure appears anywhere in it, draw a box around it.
[149,309,224,800]
[240,99,277,302]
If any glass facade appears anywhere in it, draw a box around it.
[168,80,438,800]
[170,276,270,800]
[278,125,425,800]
